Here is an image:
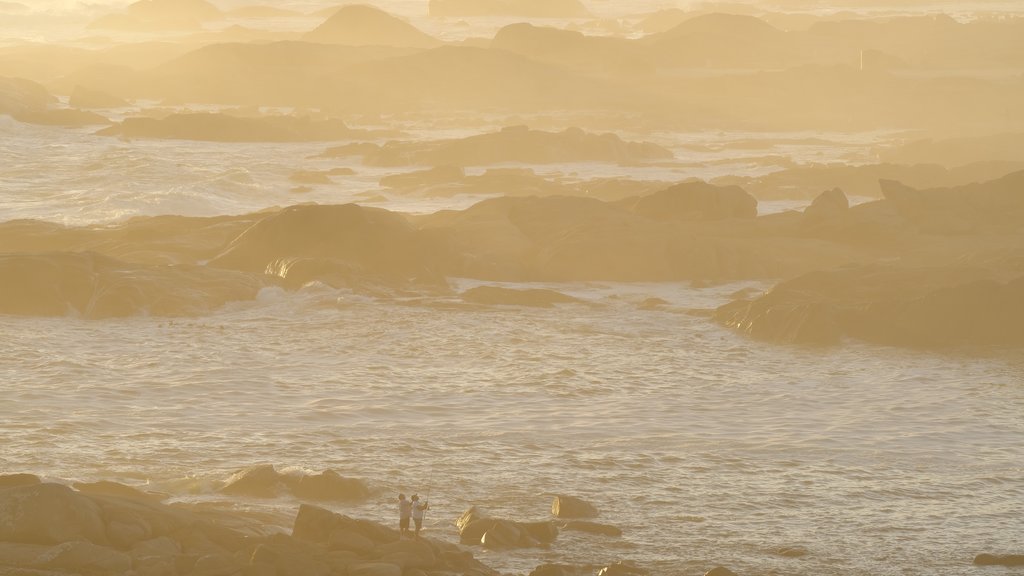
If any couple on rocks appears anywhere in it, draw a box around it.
[398,492,429,539]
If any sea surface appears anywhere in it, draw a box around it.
[1,117,1023,575]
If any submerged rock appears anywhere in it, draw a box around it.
[627,180,758,221]
[974,553,1024,566]
[560,520,622,537]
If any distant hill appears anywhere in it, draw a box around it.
[303,4,440,48]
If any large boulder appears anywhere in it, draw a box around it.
[802,187,849,223]
[0,483,108,545]
[551,494,599,518]
[210,204,446,290]
[461,285,580,307]
[629,181,758,221]
[0,251,271,318]
[879,169,1024,233]
[715,264,1024,347]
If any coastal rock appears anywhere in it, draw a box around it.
[628,180,758,221]
[714,264,1024,347]
[481,520,522,550]
[0,251,269,318]
[221,465,370,502]
[0,483,108,545]
[457,507,555,549]
[880,169,1024,233]
[0,473,41,488]
[220,464,289,498]
[552,494,599,518]
[210,204,447,291]
[292,470,371,502]
[303,5,439,48]
[0,76,55,116]
[802,187,849,223]
[461,285,580,307]
[560,520,622,537]
[974,553,1024,566]
[363,126,673,167]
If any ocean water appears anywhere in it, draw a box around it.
[1,111,1023,575]
[1,277,1022,575]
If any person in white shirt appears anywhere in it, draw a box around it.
[411,494,429,538]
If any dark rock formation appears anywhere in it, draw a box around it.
[220,465,370,502]
[0,251,272,318]
[0,480,500,576]
[714,264,1024,347]
[551,494,598,518]
[461,286,580,307]
[974,553,1024,566]
[802,187,849,226]
[560,520,622,537]
[209,203,449,291]
[627,180,758,221]
[361,126,673,167]
[456,507,558,549]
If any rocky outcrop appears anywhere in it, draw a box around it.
[303,5,440,48]
[220,465,370,502]
[360,126,673,167]
[0,480,501,576]
[0,251,272,318]
[461,286,580,307]
[456,507,558,549]
[714,264,1024,347]
[551,495,599,519]
[627,180,758,221]
[802,187,849,224]
[879,169,1024,233]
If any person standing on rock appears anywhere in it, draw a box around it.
[411,494,429,538]
[398,493,413,538]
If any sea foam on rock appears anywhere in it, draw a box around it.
[221,465,370,502]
